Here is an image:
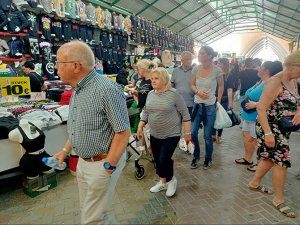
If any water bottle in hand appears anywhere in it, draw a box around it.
[42,157,66,170]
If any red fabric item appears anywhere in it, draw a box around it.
[59,90,74,105]
[69,155,79,173]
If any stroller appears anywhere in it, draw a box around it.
[127,97,154,180]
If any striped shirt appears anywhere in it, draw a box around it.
[141,88,190,139]
[68,70,130,158]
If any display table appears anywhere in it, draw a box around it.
[0,124,68,174]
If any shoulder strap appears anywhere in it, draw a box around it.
[17,125,27,139]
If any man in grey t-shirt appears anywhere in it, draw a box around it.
[171,51,194,114]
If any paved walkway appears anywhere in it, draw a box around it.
[0,126,299,224]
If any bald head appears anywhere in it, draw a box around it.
[58,41,95,69]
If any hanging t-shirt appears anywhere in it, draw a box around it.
[124,15,132,35]
[104,9,112,30]
[52,0,65,18]
[79,25,87,42]
[40,16,51,41]
[76,0,87,21]
[86,3,96,25]
[112,13,118,30]
[93,28,101,45]
[52,20,63,40]
[71,24,79,39]
[62,21,72,41]
[118,14,124,31]
[65,0,76,19]
[40,0,53,13]
[95,6,104,29]
[23,11,38,38]
[39,41,52,61]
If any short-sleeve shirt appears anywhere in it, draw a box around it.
[68,70,130,158]
[171,66,194,107]
[241,81,265,122]
[137,78,152,109]
[192,65,223,105]
[237,69,260,96]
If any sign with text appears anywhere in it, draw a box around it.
[30,92,46,100]
[0,77,31,97]
[0,95,19,103]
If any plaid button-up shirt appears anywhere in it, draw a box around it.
[68,70,130,158]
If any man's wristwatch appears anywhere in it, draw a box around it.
[103,162,116,172]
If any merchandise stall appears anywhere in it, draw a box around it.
[0,124,68,174]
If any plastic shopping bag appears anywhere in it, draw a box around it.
[214,102,232,129]
[179,138,187,152]
[179,138,194,154]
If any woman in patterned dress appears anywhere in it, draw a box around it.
[248,51,300,218]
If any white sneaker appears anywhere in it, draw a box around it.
[166,177,177,197]
[150,181,167,193]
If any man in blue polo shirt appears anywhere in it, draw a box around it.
[171,51,194,115]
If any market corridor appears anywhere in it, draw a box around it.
[0,125,299,224]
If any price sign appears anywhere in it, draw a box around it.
[0,77,31,97]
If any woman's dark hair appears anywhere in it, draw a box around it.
[201,46,218,59]
[263,61,283,76]
[23,61,35,70]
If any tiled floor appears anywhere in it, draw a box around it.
[0,126,300,224]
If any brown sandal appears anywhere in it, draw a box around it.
[249,185,273,195]
[247,164,257,172]
[235,158,253,165]
[297,173,300,180]
[273,201,297,218]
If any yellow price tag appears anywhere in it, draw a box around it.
[0,77,31,97]
[106,75,116,81]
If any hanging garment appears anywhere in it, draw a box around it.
[40,0,52,13]
[23,11,38,38]
[51,20,63,40]
[95,6,104,29]
[40,16,52,41]
[8,38,23,58]
[53,0,66,17]
[76,0,87,21]
[104,9,112,30]
[62,20,72,41]
[6,7,28,33]
[65,0,76,19]
[86,3,96,25]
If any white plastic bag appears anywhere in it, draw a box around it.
[179,138,194,154]
[187,142,194,154]
[179,138,187,152]
[214,102,232,129]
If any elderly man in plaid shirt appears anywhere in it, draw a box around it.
[54,40,131,225]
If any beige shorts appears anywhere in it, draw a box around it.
[242,120,257,139]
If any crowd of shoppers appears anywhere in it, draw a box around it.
[51,40,299,223]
